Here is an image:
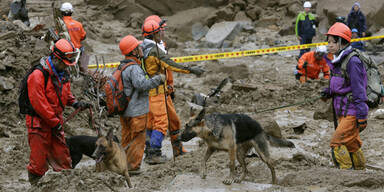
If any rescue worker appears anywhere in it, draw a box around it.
[26,39,90,184]
[351,28,364,51]
[141,20,204,164]
[295,1,316,58]
[295,45,330,83]
[320,22,367,170]
[142,15,187,159]
[119,35,165,175]
[60,2,87,73]
[347,2,366,37]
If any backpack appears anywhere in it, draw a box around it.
[104,60,136,116]
[18,64,49,115]
[340,48,384,108]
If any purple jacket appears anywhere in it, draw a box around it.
[324,47,368,119]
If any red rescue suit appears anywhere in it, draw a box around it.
[26,58,75,176]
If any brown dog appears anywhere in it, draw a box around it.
[180,103,295,185]
[92,128,132,188]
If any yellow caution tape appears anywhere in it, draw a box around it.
[88,35,384,69]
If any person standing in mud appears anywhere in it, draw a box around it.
[118,35,164,175]
[320,22,367,170]
[295,1,316,58]
[141,20,204,164]
[60,2,88,73]
[142,15,189,161]
[24,39,90,185]
[347,2,366,37]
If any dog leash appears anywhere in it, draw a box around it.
[254,96,322,114]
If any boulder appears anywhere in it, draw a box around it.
[255,16,279,28]
[370,28,384,44]
[234,11,252,26]
[279,24,296,36]
[12,20,29,31]
[204,21,242,48]
[191,22,209,41]
[0,31,17,40]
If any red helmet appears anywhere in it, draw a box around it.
[144,15,167,28]
[142,20,161,37]
[52,39,77,66]
[119,35,140,56]
[326,22,352,43]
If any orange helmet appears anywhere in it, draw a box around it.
[326,22,352,43]
[52,39,77,66]
[144,15,167,28]
[119,35,140,56]
[142,20,161,37]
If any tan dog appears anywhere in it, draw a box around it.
[92,128,132,188]
[180,103,295,185]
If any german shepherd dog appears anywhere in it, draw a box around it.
[180,103,295,185]
[92,128,132,188]
[65,135,119,168]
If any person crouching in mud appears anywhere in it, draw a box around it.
[320,22,367,170]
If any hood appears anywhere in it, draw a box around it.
[39,56,53,74]
[350,2,361,13]
[142,39,167,58]
[332,46,353,64]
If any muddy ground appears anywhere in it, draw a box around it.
[1,0,384,191]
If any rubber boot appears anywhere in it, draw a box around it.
[170,133,187,157]
[28,171,42,185]
[144,148,168,165]
[331,145,353,169]
[351,148,366,170]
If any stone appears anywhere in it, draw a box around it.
[245,5,262,21]
[12,20,29,31]
[371,28,384,44]
[0,31,17,40]
[191,22,209,41]
[287,3,302,17]
[0,76,15,91]
[256,116,282,138]
[279,24,295,36]
[204,21,242,48]
[255,16,279,28]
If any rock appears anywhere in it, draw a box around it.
[0,76,15,91]
[279,24,295,36]
[255,16,279,28]
[215,6,235,21]
[257,116,282,138]
[292,123,307,134]
[127,12,144,28]
[12,20,29,31]
[0,31,17,40]
[245,5,262,21]
[372,108,384,119]
[191,22,209,41]
[234,11,252,23]
[204,21,242,48]
[313,101,333,121]
[287,3,302,17]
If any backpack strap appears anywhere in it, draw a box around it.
[340,49,359,80]
[35,65,49,88]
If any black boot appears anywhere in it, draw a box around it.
[28,171,42,185]
[144,148,168,165]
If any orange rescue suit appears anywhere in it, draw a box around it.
[297,51,330,82]
[63,16,86,48]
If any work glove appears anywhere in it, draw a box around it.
[303,61,308,69]
[357,119,367,132]
[73,101,92,109]
[52,122,62,135]
[158,74,166,83]
[189,66,204,76]
[320,88,331,102]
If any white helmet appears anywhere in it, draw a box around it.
[303,1,312,8]
[315,46,327,54]
[60,2,73,13]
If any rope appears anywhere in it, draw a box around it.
[254,96,322,114]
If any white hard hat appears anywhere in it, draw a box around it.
[303,1,312,8]
[315,46,327,54]
[60,2,73,13]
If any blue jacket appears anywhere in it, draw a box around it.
[295,12,316,38]
[351,41,364,51]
